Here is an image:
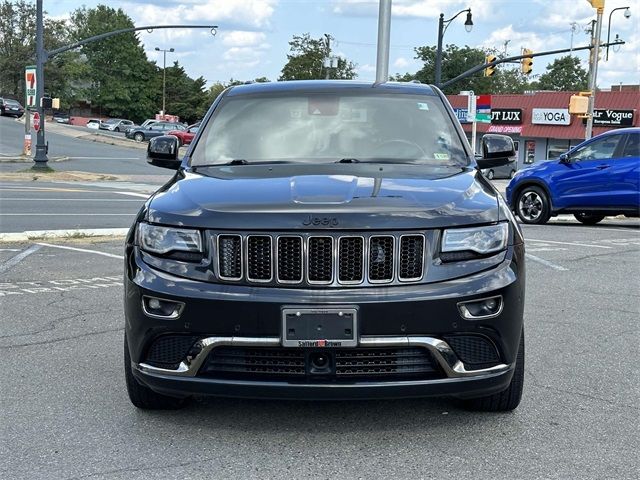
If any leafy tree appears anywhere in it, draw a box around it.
[160,61,209,123]
[533,55,588,91]
[490,68,533,94]
[279,33,356,81]
[0,0,76,105]
[413,44,493,94]
[69,5,157,121]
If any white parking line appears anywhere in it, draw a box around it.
[36,243,123,259]
[0,198,141,202]
[2,213,133,216]
[0,245,43,274]
[525,253,569,271]
[114,191,150,199]
[527,238,612,249]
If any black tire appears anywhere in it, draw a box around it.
[486,170,495,180]
[124,334,186,409]
[115,126,120,132]
[574,213,605,225]
[515,185,551,224]
[133,132,144,143]
[462,329,525,412]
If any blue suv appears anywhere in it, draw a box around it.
[506,128,640,225]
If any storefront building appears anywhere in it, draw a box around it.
[447,90,639,169]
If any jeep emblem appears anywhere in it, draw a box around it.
[302,215,339,227]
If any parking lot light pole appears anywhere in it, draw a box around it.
[155,47,174,118]
[31,0,217,170]
[435,8,473,87]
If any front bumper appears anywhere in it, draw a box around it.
[125,244,525,400]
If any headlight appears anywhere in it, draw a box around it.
[138,223,202,254]
[442,223,508,255]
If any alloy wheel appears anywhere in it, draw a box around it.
[518,191,543,222]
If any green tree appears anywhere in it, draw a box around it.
[490,68,533,94]
[69,5,157,121]
[534,55,588,91]
[160,61,209,123]
[0,0,76,105]
[413,44,493,94]
[279,33,356,81]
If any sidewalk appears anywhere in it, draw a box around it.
[16,116,148,150]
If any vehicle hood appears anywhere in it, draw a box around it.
[146,164,500,230]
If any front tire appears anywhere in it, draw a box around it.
[124,334,187,409]
[462,329,525,412]
[134,133,144,143]
[515,185,551,224]
[574,213,605,225]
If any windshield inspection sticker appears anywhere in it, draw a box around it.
[434,153,450,160]
[417,103,430,110]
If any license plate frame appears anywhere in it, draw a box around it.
[281,307,358,347]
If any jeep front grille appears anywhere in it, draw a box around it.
[213,232,426,286]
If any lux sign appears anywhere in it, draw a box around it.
[532,108,571,125]
[491,109,522,124]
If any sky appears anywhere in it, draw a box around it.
[46,0,640,89]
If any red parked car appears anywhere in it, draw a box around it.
[168,123,199,146]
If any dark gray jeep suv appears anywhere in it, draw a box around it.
[124,81,525,411]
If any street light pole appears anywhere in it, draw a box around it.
[434,8,473,87]
[33,0,48,169]
[605,6,630,61]
[155,47,174,117]
[30,16,217,171]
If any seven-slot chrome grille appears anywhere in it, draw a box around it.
[214,232,426,286]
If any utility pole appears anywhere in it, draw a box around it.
[324,34,331,79]
[585,2,604,140]
[375,0,391,83]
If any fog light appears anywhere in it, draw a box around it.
[458,296,503,319]
[142,296,184,319]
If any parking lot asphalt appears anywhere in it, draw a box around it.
[1,222,638,480]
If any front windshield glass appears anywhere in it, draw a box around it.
[191,92,468,167]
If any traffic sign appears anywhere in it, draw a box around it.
[476,94,492,123]
[25,66,37,108]
[33,112,41,132]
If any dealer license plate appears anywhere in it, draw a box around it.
[282,307,357,347]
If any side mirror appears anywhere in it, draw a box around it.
[476,134,516,169]
[559,153,570,163]
[147,135,181,170]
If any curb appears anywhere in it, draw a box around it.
[0,228,129,243]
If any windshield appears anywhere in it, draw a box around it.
[5,99,20,106]
[104,119,119,124]
[191,92,468,167]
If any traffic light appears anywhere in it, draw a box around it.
[521,49,533,75]
[484,55,497,77]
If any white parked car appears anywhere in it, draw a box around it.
[86,119,100,129]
